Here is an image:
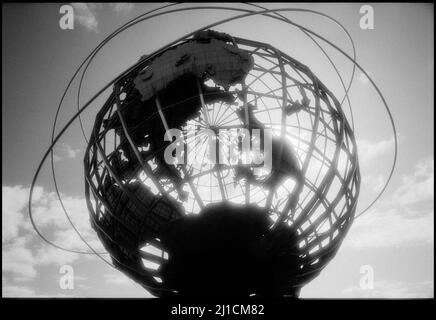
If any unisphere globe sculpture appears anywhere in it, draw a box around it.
[84,30,360,297]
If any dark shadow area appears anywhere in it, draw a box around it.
[160,202,302,297]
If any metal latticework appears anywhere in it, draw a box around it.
[84,31,360,297]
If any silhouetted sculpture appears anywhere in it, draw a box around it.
[84,29,360,298]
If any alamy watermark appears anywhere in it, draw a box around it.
[59,264,74,290]
[163,127,273,175]
[359,5,375,30]
[59,5,74,30]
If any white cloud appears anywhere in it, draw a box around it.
[25,186,102,252]
[344,207,433,248]
[361,173,385,195]
[357,137,395,163]
[110,3,135,16]
[53,143,81,162]
[2,184,104,295]
[69,3,135,32]
[34,246,80,266]
[101,272,155,298]
[2,284,36,297]
[3,237,38,280]
[2,186,31,241]
[103,273,133,286]
[345,157,434,248]
[72,3,99,32]
[342,280,433,298]
[391,157,434,211]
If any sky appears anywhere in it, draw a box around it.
[2,3,434,298]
